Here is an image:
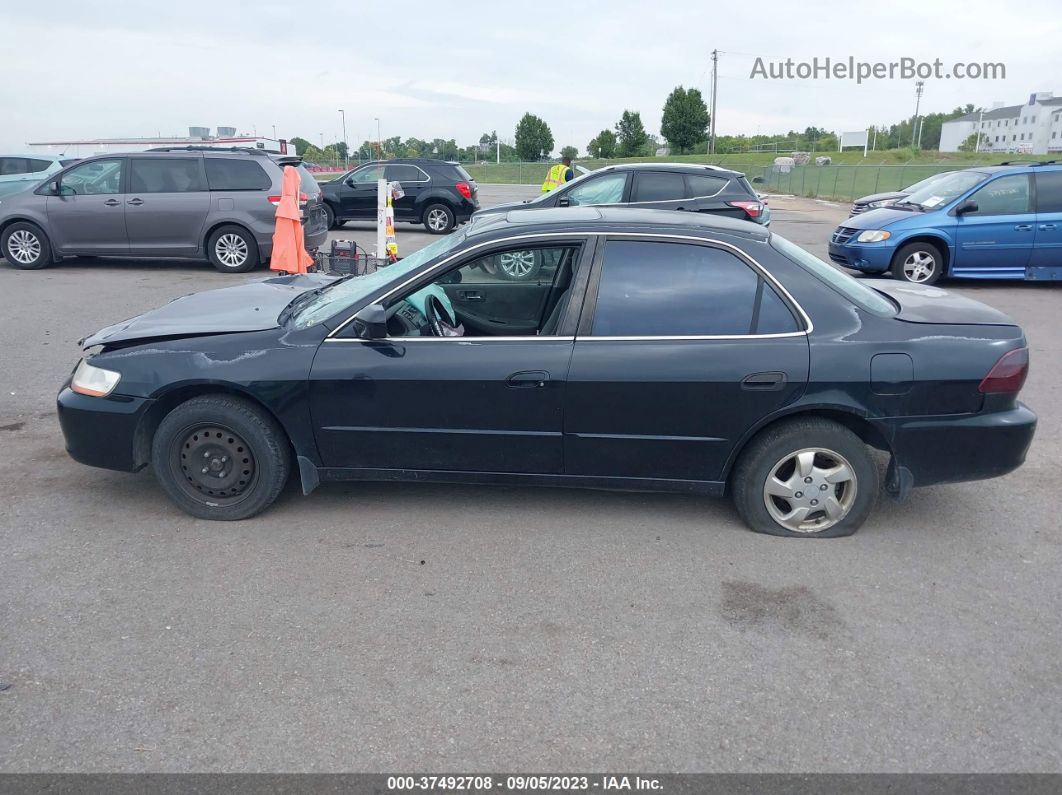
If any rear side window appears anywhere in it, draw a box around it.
[590,240,799,336]
[130,158,205,193]
[685,174,728,198]
[385,164,426,182]
[1035,170,1062,213]
[770,233,895,316]
[0,157,50,175]
[631,172,686,202]
[205,158,271,191]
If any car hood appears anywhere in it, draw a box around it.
[80,273,336,349]
[864,279,1016,325]
[853,190,906,205]
[842,206,930,229]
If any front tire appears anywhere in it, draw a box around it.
[207,225,258,273]
[423,203,455,234]
[151,395,290,520]
[2,222,52,270]
[731,418,878,538]
[891,241,943,285]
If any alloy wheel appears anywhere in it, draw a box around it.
[426,208,450,232]
[7,230,41,265]
[215,234,249,268]
[497,250,536,279]
[762,447,858,534]
[902,250,936,283]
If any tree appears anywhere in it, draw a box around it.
[560,145,578,160]
[288,136,312,156]
[958,131,990,152]
[615,110,648,158]
[587,129,616,158]
[514,113,554,161]
[660,86,709,154]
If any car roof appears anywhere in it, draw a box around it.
[594,162,745,178]
[1,153,63,160]
[468,205,769,242]
[359,158,457,166]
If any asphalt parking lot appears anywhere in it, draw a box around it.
[1,187,1060,772]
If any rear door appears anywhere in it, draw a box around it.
[564,237,810,483]
[627,170,687,211]
[953,173,1035,278]
[384,163,427,219]
[125,156,210,256]
[1030,169,1062,279]
[46,157,129,254]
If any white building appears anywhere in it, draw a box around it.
[940,91,1062,154]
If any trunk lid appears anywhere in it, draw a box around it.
[865,279,1017,326]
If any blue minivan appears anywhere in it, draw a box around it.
[828,163,1062,283]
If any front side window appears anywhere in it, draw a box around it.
[965,174,1031,216]
[590,240,798,337]
[349,165,385,184]
[565,172,626,206]
[61,158,123,195]
[631,171,685,202]
[204,158,270,191]
[130,158,205,193]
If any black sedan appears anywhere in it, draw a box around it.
[57,207,1036,537]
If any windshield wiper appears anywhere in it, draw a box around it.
[891,200,925,211]
[277,276,354,325]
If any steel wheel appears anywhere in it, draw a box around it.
[901,250,937,283]
[762,447,858,534]
[426,207,450,232]
[214,233,249,269]
[497,250,537,280]
[7,229,41,265]
[172,424,258,506]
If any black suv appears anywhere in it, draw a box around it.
[474,163,769,225]
[320,159,479,234]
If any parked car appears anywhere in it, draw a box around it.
[320,158,479,234]
[0,153,74,198]
[829,162,1062,283]
[0,147,328,273]
[474,163,770,226]
[848,171,953,216]
[57,207,1035,537]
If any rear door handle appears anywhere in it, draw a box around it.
[1039,223,1056,231]
[741,371,787,391]
[127,198,144,206]
[103,199,121,207]
[506,370,549,388]
[1015,224,1034,231]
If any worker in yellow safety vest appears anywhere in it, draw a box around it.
[541,156,574,192]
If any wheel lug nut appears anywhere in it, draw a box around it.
[811,499,819,506]
[201,467,208,474]
[804,477,812,484]
[820,484,828,491]
[203,451,210,458]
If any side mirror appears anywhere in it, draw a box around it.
[954,199,978,215]
[557,196,571,207]
[352,303,389,339]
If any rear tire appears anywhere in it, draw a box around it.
[151,394,290,521]
[323,203,338,230]
[2,222,52,270]
[207,225,258,273]
[891,241,943,285]
[731,418,878,538]
[423,203,455,234]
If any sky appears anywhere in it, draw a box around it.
[2,0,1061,154]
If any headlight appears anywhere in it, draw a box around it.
[70,359,121,397]
[856,230,892,243]
[866,199,895,209]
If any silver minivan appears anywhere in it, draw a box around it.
[0,148,329,273]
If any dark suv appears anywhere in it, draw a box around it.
[474,163,770,225]
[320,159,479,234]
[0,147,328,273]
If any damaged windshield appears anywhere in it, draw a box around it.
[287,227,468,329]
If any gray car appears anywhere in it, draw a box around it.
[0,148,329,273]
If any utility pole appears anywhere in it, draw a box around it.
[271,124,277,140]
[913,81,925,148]
[709,49,719,156]
[338,109,348,168]
[496,138,500,164]
[975,108,984,152]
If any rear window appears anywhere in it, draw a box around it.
[685,174,728,198]
[205,158,271,191]
[454,165,474,182]
[293,164,319,195]
[770,234,896,316]
[0,157,51,175]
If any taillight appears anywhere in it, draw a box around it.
[455,181,472,200]
[268,191,309,207]
[268,195,281,206]
[727,200,763,219]
[978,347,1029,394]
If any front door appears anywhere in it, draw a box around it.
[953,173,1036,278]
[125,156,210,256]
[564,238,810,483]
[1029,169,1062,279]
[340,164,385,218]
[46,158,129,255]
[308,238,589,474]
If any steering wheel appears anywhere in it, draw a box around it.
[424,294,462,337]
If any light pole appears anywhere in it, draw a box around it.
[374,117,382,158]
[272,124,277,140]
[338,109,347,168]
[912,81,925,149]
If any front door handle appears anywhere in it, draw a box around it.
[458,290,483,300]
[1039,223,1056,231]
[127,198,144,206]
[1015,224,1034,231]
[506,370,549,388]
[741,371,787,391]
[103,199,121,207]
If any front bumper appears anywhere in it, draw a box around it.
[827,241,894,272]
[875,403,1037,489]
[57,387,154,472]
